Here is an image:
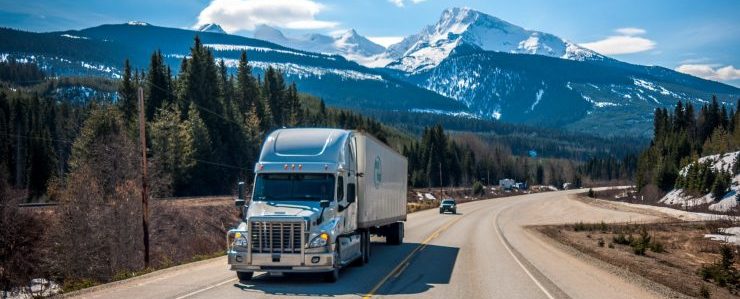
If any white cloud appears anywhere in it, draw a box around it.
[614,27,646,35]
[195,0,338,32]
[388,0,427,8]
[675,64,740,81]
[579,27,656,55]
[367,36,404,48]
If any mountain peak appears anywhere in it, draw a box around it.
[197,23,226,34]
[126,21,150,26]
[385,7,603,73]
[252,26,384,63]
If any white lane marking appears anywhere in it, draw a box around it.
[493,214,556,299]
[173,278,237,299]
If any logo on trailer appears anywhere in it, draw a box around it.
[373,156,382,188]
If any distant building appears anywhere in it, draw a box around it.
[499,179,515,190]
[515,182,528,190]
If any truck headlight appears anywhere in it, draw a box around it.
[308,232,329,248]
[232,232,248,248]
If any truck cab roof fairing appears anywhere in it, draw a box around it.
[259,128,351,164]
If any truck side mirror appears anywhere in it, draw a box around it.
[235,181,246,207]
[347,183,356,204]
[320,199,330,208]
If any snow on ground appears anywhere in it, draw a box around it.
[705,227,740,245]
[203,44,326,59]
[408,108,480,119]
[612,200,738,221]
[529,88,544,111]
[60,34,88,39]
[424,193,436,200]
[693,151,739,173]
[659,151,740,212]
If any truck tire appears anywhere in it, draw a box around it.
[351,231,368,267]
[362,230,370,264]
[386,222,404,245]
[236,271,253,281]
[324,246,340,282]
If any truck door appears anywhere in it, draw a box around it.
[343,136,358,231]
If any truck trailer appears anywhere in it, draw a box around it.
[227,128,408,282]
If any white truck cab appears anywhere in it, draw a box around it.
[227,128,407,282]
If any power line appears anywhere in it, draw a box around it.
[2,132,249,171]
[0,132,75,144]
[142,79,245,128]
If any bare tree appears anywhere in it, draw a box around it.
[0,168,47,296]
[54,107,143,282]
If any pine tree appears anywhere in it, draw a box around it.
[145,50,169,119]
[149,103,196,196]
[235,51,259,112]
[184,102,213,195]
[118,59,137,124]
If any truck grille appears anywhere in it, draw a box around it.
[250,220,304,253]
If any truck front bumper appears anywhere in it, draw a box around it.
[228,250,335,272]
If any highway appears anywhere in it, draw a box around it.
[73,190,671,299]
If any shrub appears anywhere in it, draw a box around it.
[650,241,665,253]
[630,229,652,256]
[613,233,630,245]
[472,181,485,196]
[0,192,48,294]
[587,188,595,198]
[700,284,711,298]
[699,245,739,289]
[597,238,605,247]
[608,242,615,249]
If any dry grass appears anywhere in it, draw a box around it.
[537,221,740,298]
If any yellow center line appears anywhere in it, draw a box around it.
[362,209,476,299]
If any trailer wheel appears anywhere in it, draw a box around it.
[386,222,404,245]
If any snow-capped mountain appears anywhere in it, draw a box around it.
[197,23,226,34]
[0,23,465,114]
[384,7,604,73]
[253,25,385,65]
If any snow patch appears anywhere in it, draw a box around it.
[409,108,480,119]
[60,34,88,40]
[203,44,326,59]
[530,89,544,111]
[659,151,740,212]
[127,21,149,26]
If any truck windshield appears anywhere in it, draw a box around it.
[253,173,335,202]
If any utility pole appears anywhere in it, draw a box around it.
[487,167,490,188]
[138,87,150,268]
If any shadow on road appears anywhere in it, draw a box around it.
[231,242,459,297]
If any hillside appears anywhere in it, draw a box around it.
[379,8,740,136]
[0,25,466,114]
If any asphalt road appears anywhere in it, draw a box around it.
[73,190,669,299]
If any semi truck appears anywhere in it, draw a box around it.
[227,128,408,282]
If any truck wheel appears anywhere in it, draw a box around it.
[236,271,253,281]
[325,247,340,282]
[351,232,366,267]
[362,230,370,264]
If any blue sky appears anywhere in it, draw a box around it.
[1,0,739,86]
